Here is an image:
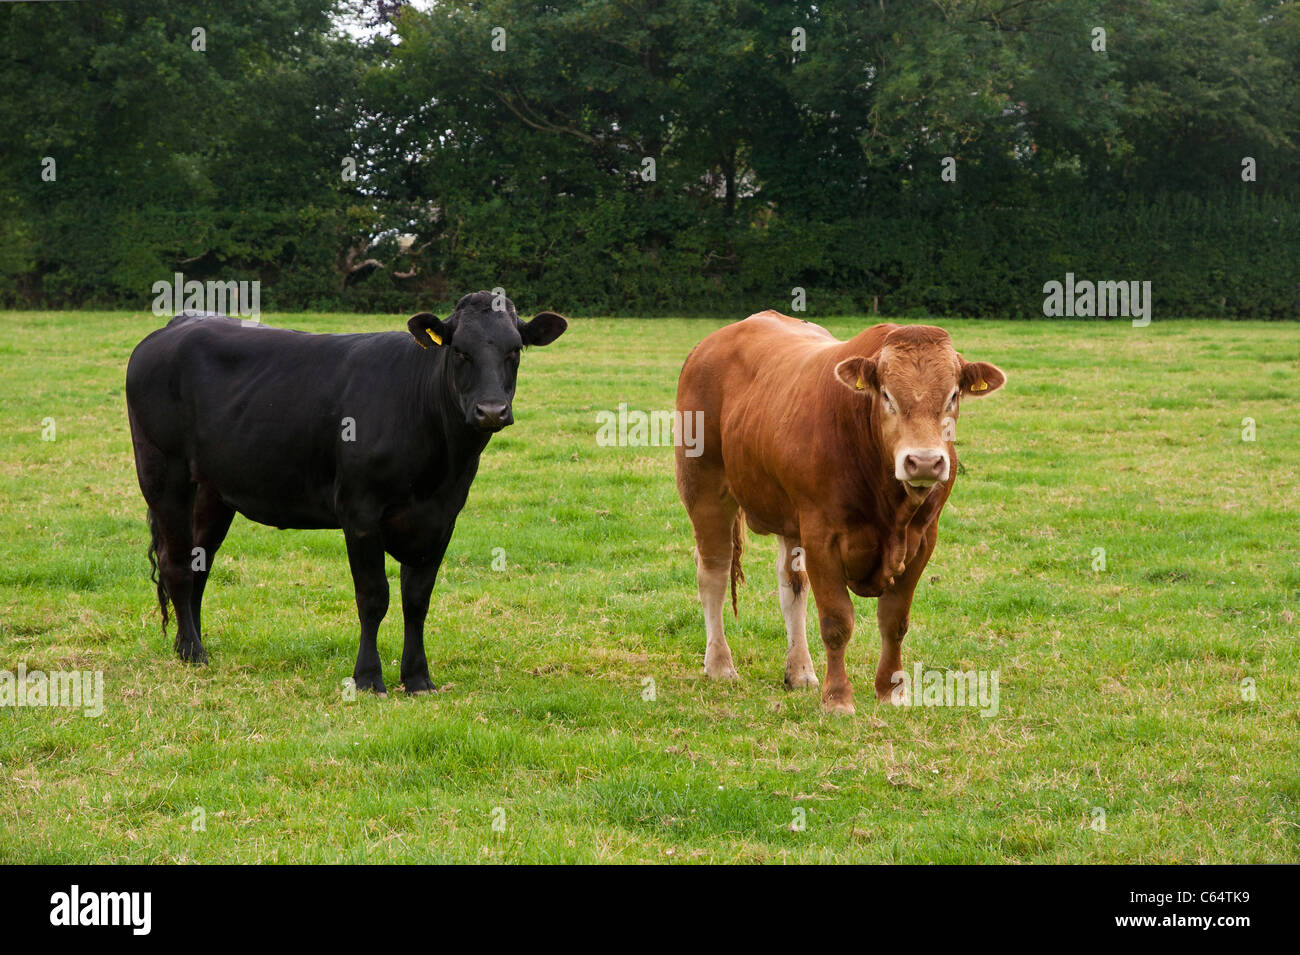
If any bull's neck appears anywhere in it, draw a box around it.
[831,383,915,527]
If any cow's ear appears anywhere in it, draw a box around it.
[520,310,567,347]
[959,360,1006,397]
[408,312,450,349]
[833,356,878,394]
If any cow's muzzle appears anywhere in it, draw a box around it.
[471,400,513,432]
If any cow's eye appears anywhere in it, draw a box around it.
[454,348,471,364]
[507,348,520,364]
[947,391,959,410]
[881,390,898,414]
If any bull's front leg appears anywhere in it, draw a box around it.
[875,527,936,703]
[344,528,389,695]
[804,544,857,715]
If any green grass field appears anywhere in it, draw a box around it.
[1,311,1297,863]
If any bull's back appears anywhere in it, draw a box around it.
[681,310,819,403]
[675,313,832,525]
[676,313,898,533]
[677,311,844,459]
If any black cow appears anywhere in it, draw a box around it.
[125,291,567,694]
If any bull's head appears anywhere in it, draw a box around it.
[408,291,567,433]
[834,325,1004,500]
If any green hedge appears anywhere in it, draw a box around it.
[3,189,1295,318]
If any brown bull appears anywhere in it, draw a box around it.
[674,312,1006,714]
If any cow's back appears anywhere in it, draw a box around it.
[126,314,422,528]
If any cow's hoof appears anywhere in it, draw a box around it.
[176,644,208,665]
[784,666,819,689]
[354,674,388,696]
[403,675,438,695]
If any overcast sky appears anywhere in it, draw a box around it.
[334,0,435,42]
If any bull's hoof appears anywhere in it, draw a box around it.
[875,671,907,704]
[704,660,739,681]
[821,693,856,716]
[402,674,438,694]
[783,664,819,689]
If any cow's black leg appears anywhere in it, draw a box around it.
[399,560,442,693]
[344,529,389,695]
[398,524,454,693]
[130,427,205,663]
[153,484,205,664]
[190,484,235,641]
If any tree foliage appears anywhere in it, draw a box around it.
[1,0,1297,315]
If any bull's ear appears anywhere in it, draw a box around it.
[408,312,450,349]
[959,360,1006,397]
[520,310,567,347]
[833,356,878,394]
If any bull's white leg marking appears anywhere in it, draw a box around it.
[777,536,817,688]
[696,549,738,680]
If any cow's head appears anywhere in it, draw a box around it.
[833,325,1004,500]
[408,291,567,433]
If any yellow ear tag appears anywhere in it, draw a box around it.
[855,376,865,390]
[972,379,988,392]
[427,330,442,346]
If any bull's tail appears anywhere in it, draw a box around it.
[730,509,746,618]
[146,508,171,635]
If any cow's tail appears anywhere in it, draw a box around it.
[146,508,171,636]
[730,509,746,618]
